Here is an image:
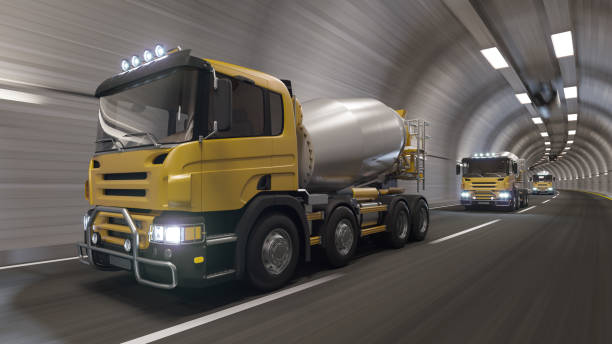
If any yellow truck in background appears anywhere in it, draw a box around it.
[530,174,556,195]
[456,152,529,211]
[78,46,429,290]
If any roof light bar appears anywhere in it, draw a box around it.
[120,44,167,72]
[551,31,574,58]
[480,47,509,69]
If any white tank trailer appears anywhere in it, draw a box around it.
[298,98,406,193]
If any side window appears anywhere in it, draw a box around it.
[216,77,264,138]
[269,92,284,135]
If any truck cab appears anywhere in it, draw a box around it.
[456,153,529,211]
[531,174,555,195]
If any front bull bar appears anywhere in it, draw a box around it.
[77,206,178,289]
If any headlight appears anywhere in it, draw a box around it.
[532,187,537,191]
[548,187,553,191]
[83,214,90,231]
[499,191,511,199]
[149,224,204,244]
[460,191,470,198]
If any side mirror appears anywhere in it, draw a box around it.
[553,177,556,181]
[529,177,532,182]
[455,164,461,175]
[512,163,518,174]
[212,78,232,132]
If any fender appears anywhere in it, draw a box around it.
[233,193,309,279]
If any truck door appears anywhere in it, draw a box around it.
[201,76,296,213]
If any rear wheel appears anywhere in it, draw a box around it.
[246,213,299,291]
[409,199,429,241]
[384,201,410,248]
[322,206,359,267]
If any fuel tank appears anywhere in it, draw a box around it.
[298,98,406,192]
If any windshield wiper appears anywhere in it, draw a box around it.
[123,132,161,147]
[95,137,125,151]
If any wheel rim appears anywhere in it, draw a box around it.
[261,228,292,276]
[396,210,409,239]
[418,207,428,233]
[335,219,354,256]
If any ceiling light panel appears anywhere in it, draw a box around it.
[480,47,509,69]
[551,31,574,58]
[564,86,578,99]
[515,93,531,104]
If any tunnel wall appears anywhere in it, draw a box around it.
[0,1,609,256]
[0,84,97,251]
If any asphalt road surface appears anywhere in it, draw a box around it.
[1,190,611,344]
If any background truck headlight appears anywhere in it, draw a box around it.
[461,191,470,198]
[149,224,204,244]
[498,191,511,199]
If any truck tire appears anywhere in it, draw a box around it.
[514,193,520,210]
[409,199,429,241]
[246,213,299,291]
[384,201,410,248]
[506,192,516,212]
[323,206,359,268]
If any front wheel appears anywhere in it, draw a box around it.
[246,213,299,291]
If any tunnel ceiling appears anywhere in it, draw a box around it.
[0,0,609,181]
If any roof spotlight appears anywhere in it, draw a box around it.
[121,59,130,72]
[143,50,153,62]
[131,55,141,67]
[155,44,165,57]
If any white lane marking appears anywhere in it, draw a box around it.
[517,205,536,214]
[429,219,501,244]
[430,204,460,210]
[121,273,344,344]
[542,199,550,204]
[0,256,79,271]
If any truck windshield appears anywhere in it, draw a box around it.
[536,175,553,182]
[462,158,510,178]
[96,69,200,152]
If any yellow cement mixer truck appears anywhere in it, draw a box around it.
[530,173,556,195]
[456,152,529,211]
[78,46,429,290]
